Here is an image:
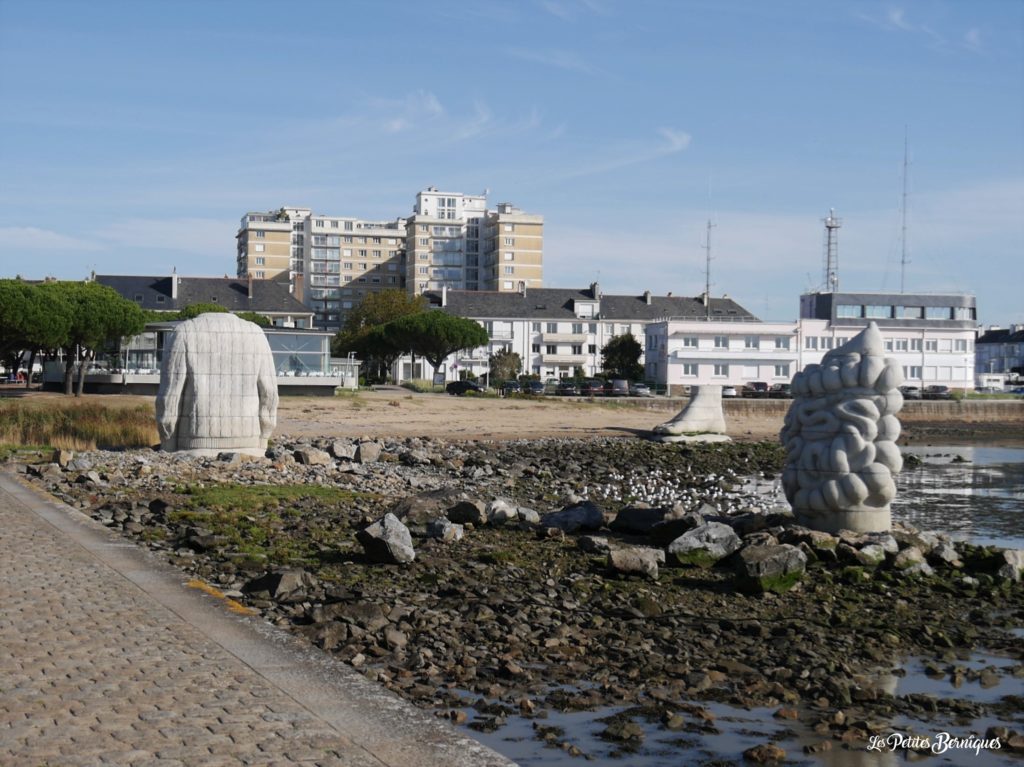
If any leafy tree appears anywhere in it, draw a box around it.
[333,290,427,382]
[384,311,489,372]
[601,333,644,380]
[489,348,522,383]
[41,282,146,396]
[177,302,228,320]
[236,311,271,327]
[0,281,73,388]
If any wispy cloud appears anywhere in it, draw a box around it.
[0,227,101,251]
[855,6,992,54]
[544,127,692,183]
[504,46,596,75]
[92,217,235,257]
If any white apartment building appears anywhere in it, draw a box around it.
[975,325,1024,384]
[397,284,757,384]
[646,290,978,394]
[238,189,543,332]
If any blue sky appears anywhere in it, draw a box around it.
[1,0,1021,324]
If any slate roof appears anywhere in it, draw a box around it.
[96,275,311,316]
[427,286,759,322]
[977,328,1024,345]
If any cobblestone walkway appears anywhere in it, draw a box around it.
[0,472,512,767]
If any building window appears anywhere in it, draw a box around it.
[572,345,582,355]
[532,344,541,353]
[836,304,861,318]
[504,252,514,260]
[900,306,924,319]
[683,363,698,377]
[713,364,728,377]
[253,243,265,253]
[503,281,513,289]
[572,323,583,334]
[532,322,541,332]
[903,365,922,379]
[683,337,698,348]
[894,338,909,351]
[714,335,728,349]
[954,339,969,352]
[925,339,938,352]
[254,230,265,238]
[805,337,818,350]
[774,363,790,378]
[254,257,265,265]
[504,224,514,232]
[865,305,893,319]
[504,237,514,246]
[588,344,596,354]
[926,306,953,320]
[547,322,558,333]
[744,335,759,349]
[419,238,429,246]
[775,336,790,350]
[504,265,514,275]
[546,345,557,354]
[911,338,922,351]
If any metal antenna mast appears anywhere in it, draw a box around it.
[701,219,715,319]
[824,209,841,292]
[900,128,910,293]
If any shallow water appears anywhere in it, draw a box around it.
[893,446,1024,549]
[461,444,1024,765]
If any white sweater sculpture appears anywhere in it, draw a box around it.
[156,313,279,456]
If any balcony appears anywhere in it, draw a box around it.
[541,353,588,365]
[542,333,587,343]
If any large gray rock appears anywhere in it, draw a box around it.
[156,313,279,457]
[734,544,807,594]
[608,547,664,580]
[242,568,317,603]
[540,500,605,533]
[356,513,415,564]
[781,322,903,534]
[447,499,487,526]
[355,441,381,464]
[293,447,331,465]
[997,549,1024,582]
[666,522,741,568]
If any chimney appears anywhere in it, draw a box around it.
[590,281,601,299]
[518,281,526,297]
[643,290,652,305]
[441,284,448,307]
[248,271,254,301]
[171,267,178,300]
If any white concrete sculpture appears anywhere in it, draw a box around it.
[156,313,279,457]
[780,322,903,533]
[652,385,730,443]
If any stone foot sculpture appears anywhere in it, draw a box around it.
[780,322,903,534]
[652,385,731,443]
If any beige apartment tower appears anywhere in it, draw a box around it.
[237,189,543,331]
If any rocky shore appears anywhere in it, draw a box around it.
[16,436,1024,762]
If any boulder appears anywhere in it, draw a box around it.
[293,447,331,465]
[540,500,605,533]
[355,441,381,464]
[735,544,807,594]
[649,511,704,546]
[608,547,663,580]
[667,522,741,568]
[330,441,356,460]
[447,499,487,526]
[893,546,926,570]
[997,549,1024,582]
[356,513,415,564]
[391,487,468,523]
[486,498,519,526]
[609,505,672,535]
[242,568,317,603]
[426,517,464,542]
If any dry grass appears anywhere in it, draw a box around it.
[0,400,158,451]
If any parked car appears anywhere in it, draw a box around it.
[579,380,605,396]
[556,381,579,396]
[500,380,522,395]
[899,385,922,400]
[742,381,770,398]
[768,383,792,399]
[629,383,652,397]
[608,379,630,397]
[446,380,482,396]
[923,385,952,400]
[1008,386,1024,396]
[721,386,739,398]
[524,380,545,395]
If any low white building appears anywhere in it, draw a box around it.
[647,290,978,394]
[975,325,1024,386]
[396,283,758,385]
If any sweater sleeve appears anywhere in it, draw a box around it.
[155,328,187,448]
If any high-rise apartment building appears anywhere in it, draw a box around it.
[237,189,543,331]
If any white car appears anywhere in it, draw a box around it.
[721,386,739,398]
[629,383,652,397]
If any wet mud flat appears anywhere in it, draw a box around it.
[16,436,1024,765]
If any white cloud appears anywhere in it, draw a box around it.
[0,227,102,252]
[503,46,596,75]
[543,127,692,183]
